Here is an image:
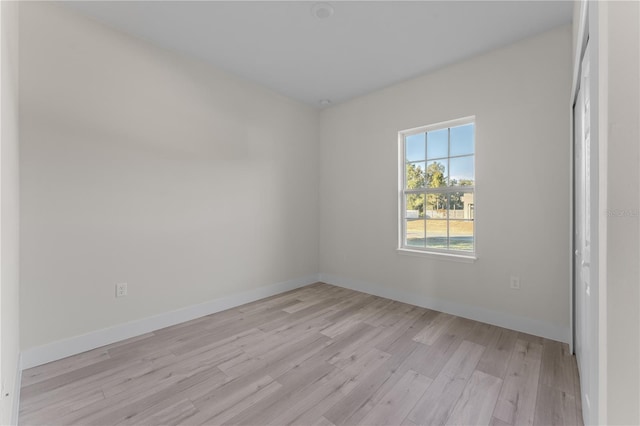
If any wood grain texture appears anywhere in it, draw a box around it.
[357,370,432,426]
[412,312,456,345]
[446,370,502,425]
[492,339,543,426]
[533,384,578,426]
[476,327,519,379]
[407,340,486,425]
[19,283,582,426]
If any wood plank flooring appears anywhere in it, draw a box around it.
[19,283,583,426]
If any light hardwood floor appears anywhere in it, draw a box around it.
[20,283,583,426]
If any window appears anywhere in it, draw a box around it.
[399,117,475,256]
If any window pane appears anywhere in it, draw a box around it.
[406,162,425,189]
[405,193,426,218]
[405,218,425,248]
[448,191,474,220]
[426,219,448,249]
[400,120,476,255]
[450,124,474,156]
[449,220,474,251]
[449,155,474,186]
[426,192,447,218]
[426,160,447,188]
[427,129,448,159]
[405,133,425,162]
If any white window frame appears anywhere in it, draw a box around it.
[397,116,476,260]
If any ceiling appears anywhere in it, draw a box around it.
[63,1,573,107]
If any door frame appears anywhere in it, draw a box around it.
[570,1,608,424]
[570,0,590,358]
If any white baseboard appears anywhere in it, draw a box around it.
[11,354,21,426]
[20,272,569,371]
[21,274,319,370]
[319,273,570,343]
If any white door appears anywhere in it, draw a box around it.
[574,40,592,421]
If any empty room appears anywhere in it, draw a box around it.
[1,1,639,425]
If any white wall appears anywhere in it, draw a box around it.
[1,1,20,423]
[319,26,572,340]
[605,1,640,423]
[19,3,320,351]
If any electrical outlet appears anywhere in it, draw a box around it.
[115,282,128,298]
[510,276,521,290]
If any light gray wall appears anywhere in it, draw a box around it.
[605,1,640,423]
[319,26,572,338]
[1,0,20,423]
[19,3,320,351]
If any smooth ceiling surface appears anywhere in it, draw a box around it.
[63,1,573,106]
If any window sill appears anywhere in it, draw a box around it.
[396,248,477,263]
